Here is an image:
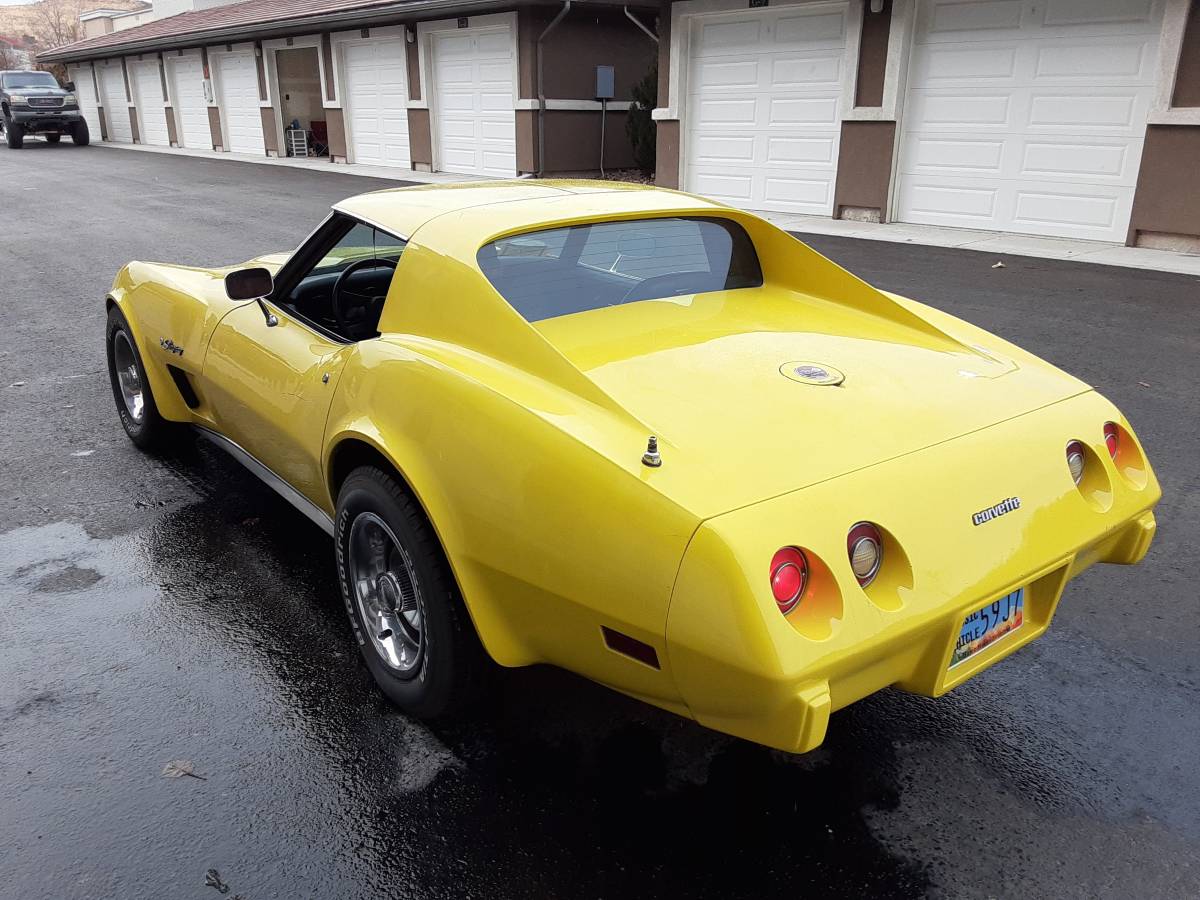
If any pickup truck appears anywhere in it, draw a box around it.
[1,69,89,149]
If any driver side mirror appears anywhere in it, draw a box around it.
[64,81,76,92]
[224,267,273,301]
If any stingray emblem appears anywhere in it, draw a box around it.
[972,497,1021,526]
[159,338,184,356]
[780,361,846,386]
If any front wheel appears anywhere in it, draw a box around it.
[106,306,170,450]
[71,120,89,146]
[4,118,22,149]
[335,466,488,719]
[45,133,61,144]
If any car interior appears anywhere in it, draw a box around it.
[276,217,406,342]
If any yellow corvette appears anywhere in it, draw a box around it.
[105,181,1160,752]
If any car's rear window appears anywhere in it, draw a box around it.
[477,217,763,322]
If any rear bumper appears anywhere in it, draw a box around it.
[665,391,1161,753]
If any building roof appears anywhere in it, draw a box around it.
[39,0,463,62]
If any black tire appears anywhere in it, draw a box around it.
[4,118,22,149]
[45,133,61,144]
[335,466,488,719]
[71,120,89,146]
[105,306,169,450]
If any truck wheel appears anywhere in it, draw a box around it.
[4,118,21,149]
[71,120,89,146]
[335,466,489,719]
[106,306,170,450]
[45,134,61,144]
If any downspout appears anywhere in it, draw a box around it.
[537,0,571,177]
[624,6,658,43]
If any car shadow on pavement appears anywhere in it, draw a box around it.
[135,435,932,898]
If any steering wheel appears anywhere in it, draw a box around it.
[332,257,398,331]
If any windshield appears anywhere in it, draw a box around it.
[478,217,763,323]
[2,72,60,90]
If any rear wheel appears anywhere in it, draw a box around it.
[106,306,170,450]
[71,120,89,146]
[4,117,22,149]
[45,133,61,144]
[335,466,488,719]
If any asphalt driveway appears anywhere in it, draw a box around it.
[1,142,1197,900]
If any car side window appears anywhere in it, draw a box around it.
[281,218,406,342]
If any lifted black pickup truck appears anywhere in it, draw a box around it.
[1,69,90,149]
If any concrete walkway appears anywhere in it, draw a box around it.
[92,141,1200,277]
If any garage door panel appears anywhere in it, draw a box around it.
[914,44,1021,82]
[766,136,836,165]
[1034,40,1147,79]
[1027,92,1140,131]
[771,55,842,90]
[131,61,169,147]
[214,53,264,155]
[923,0,1025,36]
[683,4,846,215]
[901,180,1000,221]
[1019,141,1129,178]
[99,65,133,143]
[903,136,1007,175]
[344,38,410,168]
[432,26,516,177]
[1040,0,1155,28]
[169,57,210,150]
[774,11,845,45]
[909,93,1014,127]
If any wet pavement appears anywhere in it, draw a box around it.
[2,144,1198,899]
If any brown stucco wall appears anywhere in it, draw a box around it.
[97,106,108,141]
[541,108,637,173]
[405,29,422,101]
[855,0,891,107]
[207,106,222,150]
[129,106,140,143]
[516,109,537,173]
[260,106,279,155]
[832,120,897,221]
[1172,0,1200,107]
[254,42,268,101]
[165,107,178,145]
[655,119,679,188]
[1126,125,1200,244]
[321,33,336,102]
[516,5,657,174]
[325,106,348,161]
[408,108,432,166]
[527,6,657,101]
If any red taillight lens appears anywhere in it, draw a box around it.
[847,522,883,587]
[770,547,807,614]
[1104,422,1119,459]
[1066,440,1086,484]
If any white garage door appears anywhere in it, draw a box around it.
[343,38,411,168]
[98,63,133,143]
[683,4,847,215]
[896,0,1164,241]
[168,55,210,150]
[213,51,264,155]
[67,64,101,138]
[431,26,516,177]
[129,60,169,147]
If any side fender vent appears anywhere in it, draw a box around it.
[166,364,201,409]
[601,626,660,669]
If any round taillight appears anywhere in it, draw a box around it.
[1104,422,1119,459]
[770,547,807,614]
[847,522,883,587]
[1066,440,1086,484]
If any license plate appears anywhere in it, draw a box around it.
[949,587,1024,668]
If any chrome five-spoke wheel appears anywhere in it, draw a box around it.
[111,330,145,423]
[348,512,425,675]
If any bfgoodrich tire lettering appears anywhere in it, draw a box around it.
[335,466,487,719]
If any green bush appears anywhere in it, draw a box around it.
[626,61,658,175]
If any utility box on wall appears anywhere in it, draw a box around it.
[595,65,614,101]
